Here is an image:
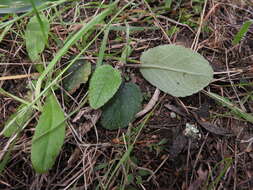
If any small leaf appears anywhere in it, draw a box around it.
[31,94,66,173]
[63,60,91,93]
[140,45,213,97]
[100,82,143,130]
[89,65,122,109]
[25,13,50,62]
[3,104,33,137]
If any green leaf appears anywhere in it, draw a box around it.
[89,65,122,109]
[31,94,66,173]
[140,45,213,97]
[100,82,143,130]
[0,0,52,13]
[0,139,16,173]
[63,60,91,93]
[232,20,252,45]
[25,13,49,62]
[3,104,33,137]
[165,0,172,8]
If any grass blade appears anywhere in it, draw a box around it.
[232,20,252,45]
[97,26,110,67]
[204,91,253,123]
[35,3,117,100]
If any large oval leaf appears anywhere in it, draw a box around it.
[31,94,66,173]
[140,45,213,97]
[100,82,143,130]
[25,13,50,62]
[89,65,122,109]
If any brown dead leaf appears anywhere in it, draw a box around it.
[188,166,208,190]
[169,135,188,159]
[165,103,234,137]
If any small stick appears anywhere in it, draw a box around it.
[135,88,160,118]
[0,73,40,81]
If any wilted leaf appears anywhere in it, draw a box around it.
[188,166,208,190]
[25,14,49,62]
[31,94,66,173]
[100,82,143,130]
[140,45,213,97]
[169,135,188,159]
[63,60,91,93]
[165,103,233,136]
[89,65,122,109]
[196,119,234,136]
[3,104,33,137]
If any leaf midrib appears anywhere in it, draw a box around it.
[141,64,211,76]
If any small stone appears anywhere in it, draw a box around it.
[170,112,177,118]
[183,123,201,140]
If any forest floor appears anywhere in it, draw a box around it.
[1,0,253,189]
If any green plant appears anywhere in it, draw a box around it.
[0,0,53,14]
[1,0,215,175]
[140,45,213,97]
[232,20,252,45]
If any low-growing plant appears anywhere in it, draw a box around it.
[1,0,215,174]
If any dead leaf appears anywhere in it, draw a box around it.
[188,166,208,190]
[192,112,234,137]
[169,135,188,159]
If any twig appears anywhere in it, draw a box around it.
[0,73,40,81]
[143,0,172,44]
[135,88,160,118]
[147,155,169,182]
[191,0,208,51]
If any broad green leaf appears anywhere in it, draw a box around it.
[3,104,33,137]
[140,45,213,97]
[31,94,66,173]
[89,65,122,109]
[232,20,252,45]
[100,82,143,130]
[63,60,91,93]
[25,14,49,62]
